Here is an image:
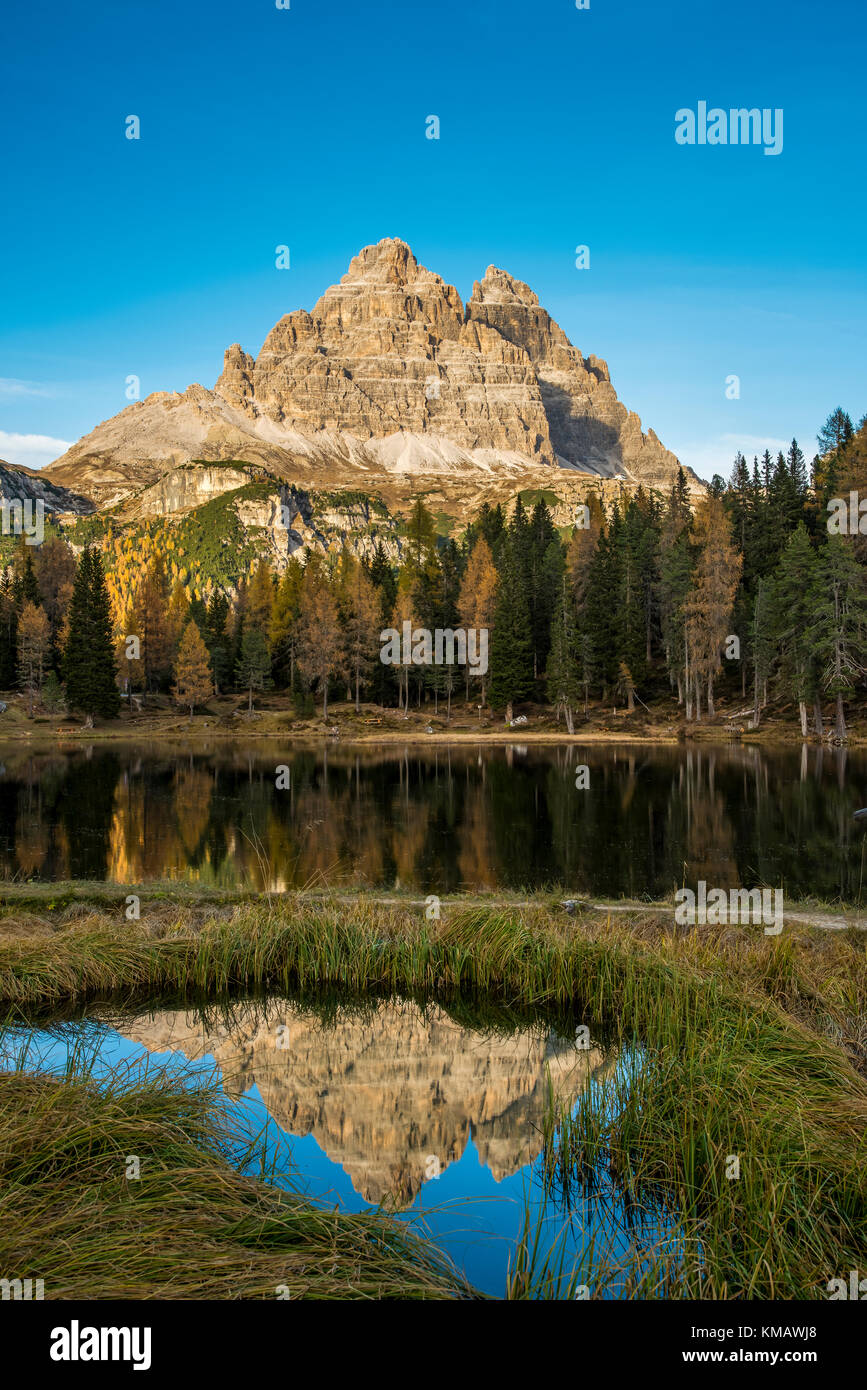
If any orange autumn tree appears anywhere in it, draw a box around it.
[685,497,742,720]
[295,560,345,721]
[458,536,498,704]
[338,554,381,711]
[17,600,51,716]
[172,620,213,717]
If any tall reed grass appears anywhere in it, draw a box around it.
[1,897,865,1299]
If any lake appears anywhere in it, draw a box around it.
[0,738,865,900]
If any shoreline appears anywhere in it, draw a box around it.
[0,723,860,749]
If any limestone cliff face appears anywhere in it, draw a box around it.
[44,238,696,509]
[122,999,610,1206]
[236,241,554,462]
[466,265,680,485]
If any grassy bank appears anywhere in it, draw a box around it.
[0,1050,471,1300]
[1,896,865,1299]
[1,879,865,930]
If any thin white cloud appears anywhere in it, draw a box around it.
[0,431,72,470]
[673,434,802,483]
[0,378,57,399]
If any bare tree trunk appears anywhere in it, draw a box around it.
[323,676,329,723]
[707,674,714,719]
[835,691,846,741]
[684,623,691,720]
[798,699,808,738]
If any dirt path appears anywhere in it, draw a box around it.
[289,893,867,932]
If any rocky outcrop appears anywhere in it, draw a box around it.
[0,458,92,516]
[122,999,610,1206]
[44,239,698,511]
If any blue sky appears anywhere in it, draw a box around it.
[1,0,864,480]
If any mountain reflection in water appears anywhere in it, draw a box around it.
[7,998,675,1297]
[122,997,611,1206]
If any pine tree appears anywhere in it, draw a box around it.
[365,543,397,705]
[657,489,694,706]
[807,536,867,741]
[204,591,230,693]
[235,627,272,716]
[772,523,819,736]
[488,539,533,712]
[749,578,775,729]
[817,407,854,458]
[18,550,41,606]
[565,491,605,608]
[269,560,302,690]
[405,498,437,573]
[63,547,120,724]
[546,578,581,732]
[527,499,560,683]
[583,524,622,698]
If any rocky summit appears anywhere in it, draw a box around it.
[40,239,694,520]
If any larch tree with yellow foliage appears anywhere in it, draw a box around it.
[172,620,214,717]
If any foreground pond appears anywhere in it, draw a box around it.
[0,738,865,899]
[4,997,671,1298]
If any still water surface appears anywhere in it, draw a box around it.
[0,739,865,899]
[6,998,668,1297]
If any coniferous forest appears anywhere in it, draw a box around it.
[1,407,866,738]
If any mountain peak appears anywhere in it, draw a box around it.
[44,241,691,499]
[340,237,422,287]
[472,265,540,309]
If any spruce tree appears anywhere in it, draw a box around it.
[488,539,533,711]
[204,591,230,693]
[63,547,120,723]
[546,579,581,732]
[807,536,867,741]
[772,523,819,736]
[235,627,272,716]
[817,407,854,458]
